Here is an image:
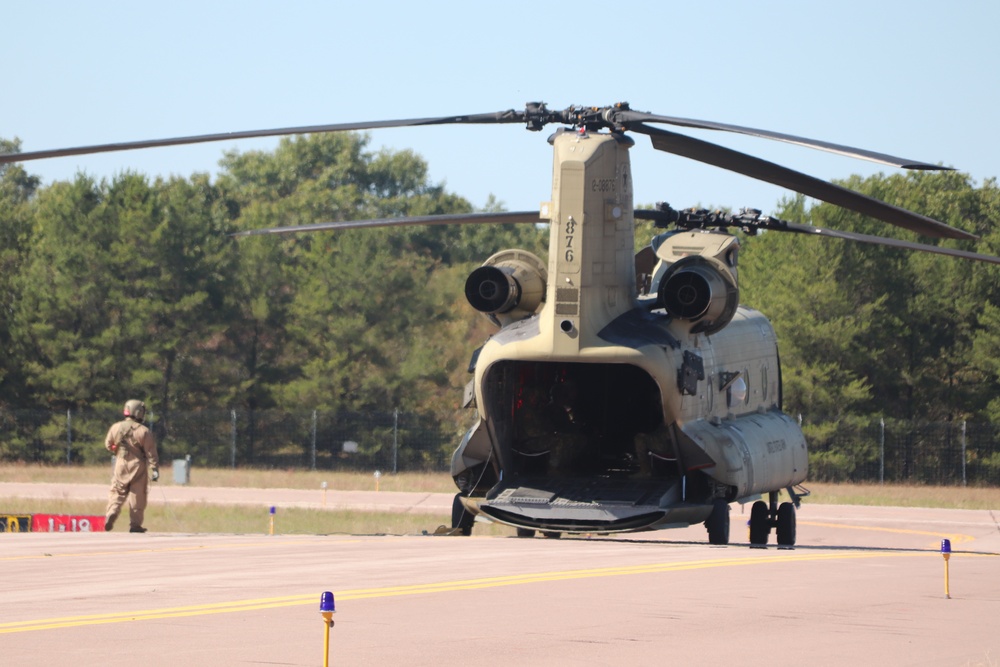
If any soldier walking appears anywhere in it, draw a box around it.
[104,399,159,533]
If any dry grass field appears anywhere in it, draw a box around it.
[1,463,996,536]
[0,463,498,535]
[2,463,998,508]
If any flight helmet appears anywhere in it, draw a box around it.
[123,399,147,423]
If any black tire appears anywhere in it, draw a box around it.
[542,531,562,539]
[516,527,536,538]
[749,500,770,547]
[705,499,730,545]
[776,502,796,547]
[451,493,474,536]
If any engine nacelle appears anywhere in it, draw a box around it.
[677,411,808,499]
[658,255,739,335]
[465,249,547,327]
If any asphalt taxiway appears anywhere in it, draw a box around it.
[1,486,998,666]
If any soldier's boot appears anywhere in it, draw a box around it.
[105,515,116,531]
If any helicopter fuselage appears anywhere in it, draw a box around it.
[451,129,807,537]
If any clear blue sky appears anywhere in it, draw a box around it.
[4,1,998,218]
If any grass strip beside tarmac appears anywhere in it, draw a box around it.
[1,464,997,536]
[0,496,519,536]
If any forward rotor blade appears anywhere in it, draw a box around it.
[617,110,948,170]
[771,220,1000,265]
[0,111,526,165]
[232,211,544,237]
[633,124,976,241]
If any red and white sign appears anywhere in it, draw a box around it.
[31,514,105,532]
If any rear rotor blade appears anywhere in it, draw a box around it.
[617,110,948,170]
[770,220,1000,265]
[0,110,528,165]
[632,124,976,241]
[232,211,544,237]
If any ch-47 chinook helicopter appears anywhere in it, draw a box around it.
[5,102,999,547]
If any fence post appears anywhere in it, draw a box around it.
[961,420,967,487]
[66,409,72,465]
[392,409,399,474]
[879,417,885,484]
[230,409,237,469]
[311,410,318,471]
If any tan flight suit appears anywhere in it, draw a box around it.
[104,417,159,532]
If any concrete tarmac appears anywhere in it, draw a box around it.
[1,485,999,666]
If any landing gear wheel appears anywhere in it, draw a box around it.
[516,527,536,538]
[705,499,730,545]
[749,500,770,547]
[542,531,562,539]
[776,502,796,547]
[451,493,474,536]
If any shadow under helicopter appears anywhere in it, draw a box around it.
[490,534,997,557]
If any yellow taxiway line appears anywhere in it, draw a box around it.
[798,520,976,547]
[0,549,935,634]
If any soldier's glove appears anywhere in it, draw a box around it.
[151,469,159,482]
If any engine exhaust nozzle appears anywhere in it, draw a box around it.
[466,266,520,314]
[464,249,547,328]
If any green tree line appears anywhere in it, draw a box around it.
[737,172,1000,477]
[2,133,999,474]
[0,133,544,462]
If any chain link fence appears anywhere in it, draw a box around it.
[2,409,1000,485]
[0,408,459,472]
[807,418,1000,485]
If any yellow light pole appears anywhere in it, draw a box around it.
[941,539,951,599]
[320,591,336,667]
[269,506,276,536]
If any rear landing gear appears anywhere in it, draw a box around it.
[776,502,796,547]
[748,492,797,548]
[749,500,770,547]
[705,499,730,545]
[451,493,474,536]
